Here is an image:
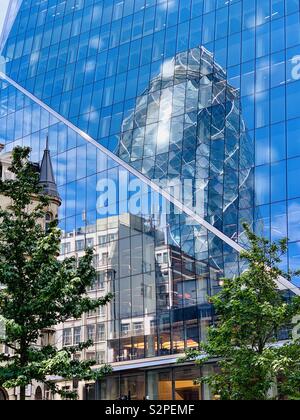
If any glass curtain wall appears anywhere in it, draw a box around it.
[1,0,255,247]
[3,0,300,285]
[1,0,300,400]
[0,77,241,367]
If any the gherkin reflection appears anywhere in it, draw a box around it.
[119,46,254,230]
[119,46,254,275]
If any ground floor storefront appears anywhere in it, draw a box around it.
[85,365,213,401]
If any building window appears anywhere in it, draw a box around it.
[98,233,117,245]
[87,324,95,341]
[86,237,94,248]
[102,252,109,265]
[61,242,71,254]
[109,233,118,242]
[156,252,168,265]
[88,272,106,291]
[44,385,53,401]
[63,328,72,346]
[87,308,97,318]
[133,322,144,335]
[93,254,99,268]
[98,305,105,317]
[86,352,105,366]
[121,323,130,337]
[86,352,95,361]
[86,352,106,366]
[96,351,106,365]
[97,272,106,289]
[76,240,85,252]
[45,212,53,232]
[184,260,194,272]
[87,301,105,318]
[142,283,153,299]
[150,320,156,333]
[96,323,106,342]
[106,270,115,282]
[35,386,43,401]
[98,235,108,246]
[85,384,96,401]
[174,367,201,400]
[163,252,169,264]
[73,327,81,345]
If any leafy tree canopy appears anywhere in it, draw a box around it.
[179,225,300,400]
[0,147,113,400]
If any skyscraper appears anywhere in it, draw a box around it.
[0,0,300,400]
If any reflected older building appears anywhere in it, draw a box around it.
[57,214,157,365]
[0,142,60,400]
[57,211,218,362]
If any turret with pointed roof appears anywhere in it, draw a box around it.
[38,137,61,204]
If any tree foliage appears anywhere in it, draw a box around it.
[179,225,300,400]
[0,147,113,399]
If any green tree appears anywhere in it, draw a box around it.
[0,147,113,400]
[179,225,300,400]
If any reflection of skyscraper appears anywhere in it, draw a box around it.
[119,46,255,279]
[1,1,300,401]
[120,46,253,237]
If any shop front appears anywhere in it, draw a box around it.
[85,365,213,401]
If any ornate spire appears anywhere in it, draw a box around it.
[39,137,60,202]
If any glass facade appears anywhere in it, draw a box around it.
[85,365,205,400]
[1,0,300,399]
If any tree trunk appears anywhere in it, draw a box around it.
[20,338,27,401]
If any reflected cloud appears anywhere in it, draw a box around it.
[289,201,300,242]
[158,0,176,11]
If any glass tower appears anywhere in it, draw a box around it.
[1,0,300,400]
